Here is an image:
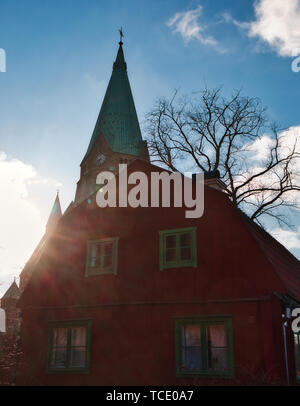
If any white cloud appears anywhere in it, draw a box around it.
[235,126,300,216]
[167,5,225,52]
[270,226,300,250]
[243,134,276,161]
[222,12,250,30]
[243,125,300,167]
[0,153,61,297]
[225,0,300,57]
[249,0,300,57]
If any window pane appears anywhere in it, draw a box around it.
[182,325,202,370]
[70,347,86,368]
[208,348,227,371]
[104,243,113,255]
[180,247,191,261]
[207,324,228,371]
[90,244,101,267]
[166,248,176,262]
[71,327,86,346]
[166,235,176,249]
[180,233,191,247]
[182,347,202,370]
[51,328,68,368]
[208,324,227,347]
[183,325,201,346]
[51,347,67,368]
[103,254,113,268]
[53,327,67,346]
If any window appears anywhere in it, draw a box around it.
[175,316,234,378]
[294,333,300,382]
[86,238,118,276]
[159,227,197,270]
[47,320,91,373]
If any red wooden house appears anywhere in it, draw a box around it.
[14,39,300,386]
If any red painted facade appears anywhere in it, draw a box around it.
[16,161,300,385]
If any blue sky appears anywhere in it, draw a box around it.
[0,0,300,294]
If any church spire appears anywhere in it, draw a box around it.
[46,191,62,232]
[75,33,149,204]
[81,33,146,162]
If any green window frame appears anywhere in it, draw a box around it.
[47,320,91,374]
[159,227,197,270]
[86,237,119,276]
[175,316,234,378]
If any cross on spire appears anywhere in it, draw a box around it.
[119,27,124,44]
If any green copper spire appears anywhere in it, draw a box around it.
[113,41,127,71]
[82,38,145,162]
[46,191,62,231]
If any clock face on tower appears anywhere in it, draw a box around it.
[96,154,106,165]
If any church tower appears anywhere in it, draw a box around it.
[75,36,149,204]
[19,192,62,292]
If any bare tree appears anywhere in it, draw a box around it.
[145,87,300,228]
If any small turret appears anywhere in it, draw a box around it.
[0,280,21,384]
[1,280,20,302]
[46,191,62,233]
[0,280,20,334]
[19,192,62,292]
